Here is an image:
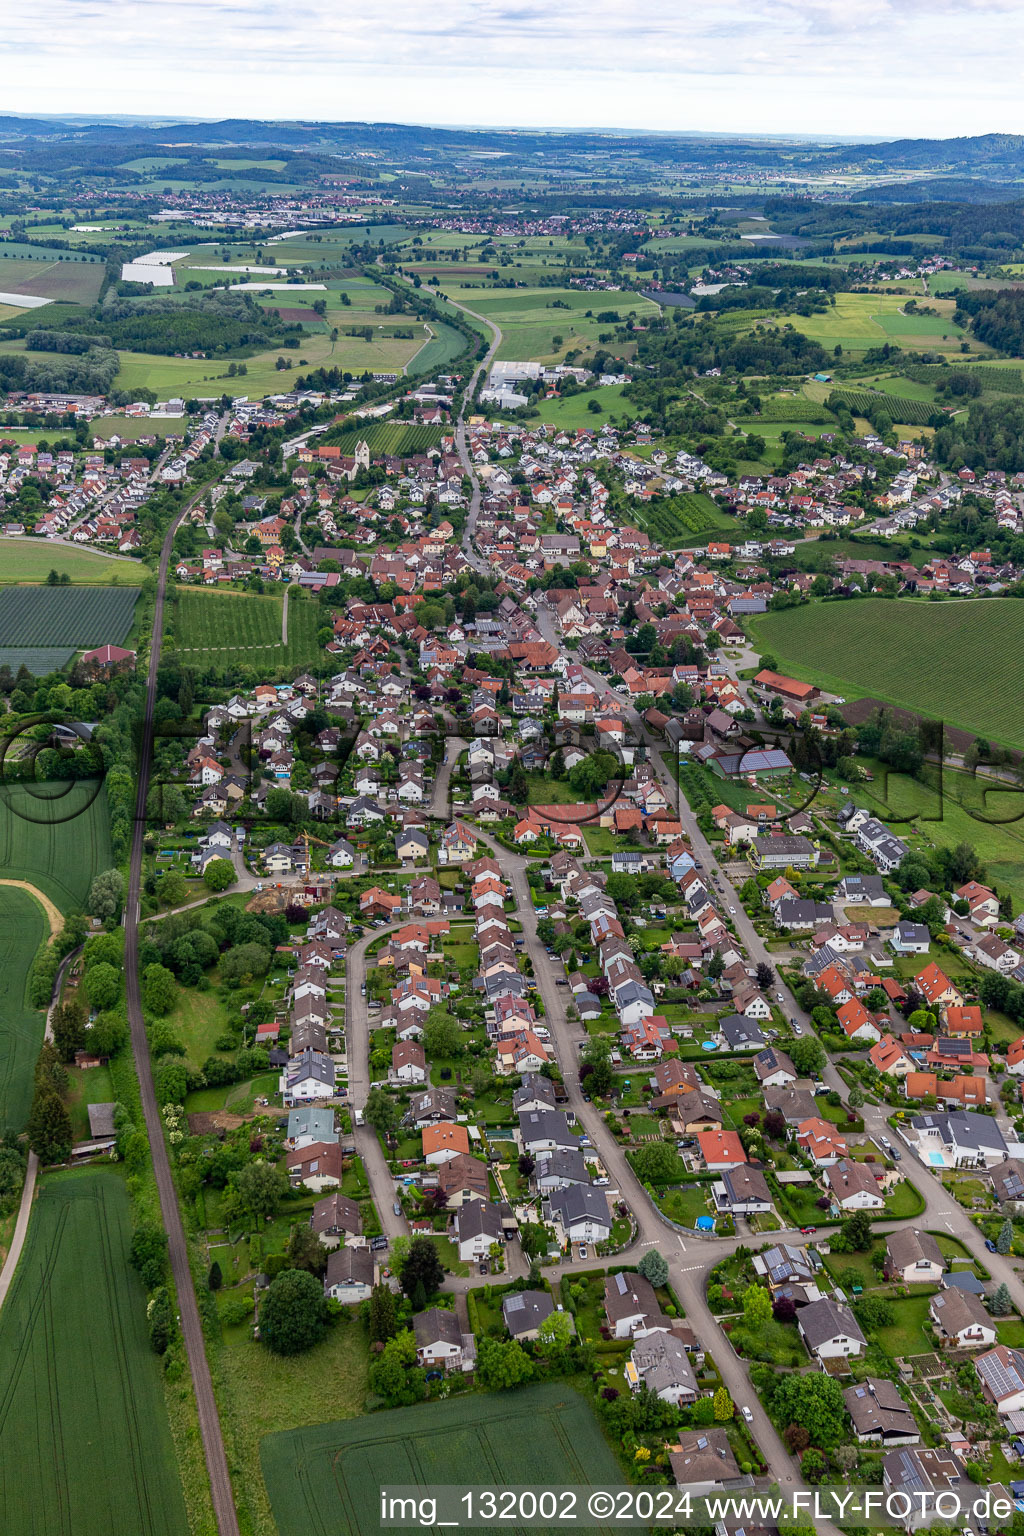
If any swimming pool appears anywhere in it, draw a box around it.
[702,1040,719,1052]
[927,1151,946,1167]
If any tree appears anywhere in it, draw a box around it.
[399,1235,445,1300]
[235,1159,287,1224]
[364,1087,401,1140]
[368,1282,398,1343]
[537,1310,574,1355]
[853,1295,894,1331]
[633,1141,680,1184]
[142,963,177,1016]
[771,1372,846,1449]
[52,999,86,1063]
[784,1423,810,1453]
[259,1268,328,1355]
[991,1282,1013,1316]
[843,1210,874,1252]
[286,1223,326,1276]
[84,961,120,1011]
[848,1084,864,1110]
[801,1447,828,1483]
[637,1249,669,1288]
[219,943,272,984]
[423,1013,464,1061]
[27,1087,71,1163]
[148,1287,176,1354]
[208,1260,223,1291]
[202,859,235,892]
[368,1329,421,1406]
[755,961,774,990]
[129,1222,169,1288]
[742,1283,772,1328]
[713,1386,734,1420]
[580,1035,614,1097]
[789,1036,826,1077]
[476,1336,534,1390]
[88,867,124,922]
[707,950,725,982]
[153,1058,187,1105]
[998,1218,1014,1255]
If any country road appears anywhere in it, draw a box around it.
[446,291,501,577]
[124,476,241,1536]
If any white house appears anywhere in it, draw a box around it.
[798,1296,866,1359]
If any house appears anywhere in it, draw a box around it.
[423,1123,471,1164]
[546,1183,612,1245]
[908,1110,1007,1168]
[989,1158,1024,1208]
[534,1147,590,1192]
[825,1158,885,1210]
[929,1288,997,1349]
[884,1228,945,1285]
[407,1087,458,1127]
[712,1164,773,1216]
[390,1040,427,1084]
[696,1129,747,1171]
[882,1447,965,1531]
[435,1154,490,1206]
[413,1307,470,1371]
[753,1046,796,1088]
[915,963,963,1011]
[796,1117,847,1166]
[513,1074,557,1114]
[626,1332,698,1405]
[453,1199,504,1261]
[518,1108,576,1156]
[667,1428,742,1495]
[603,1271,672,1340]
[286,1105,336,1149]
[837,997,881,1044]
[324,1245,374,1303]
[310,1192,362,1248]
[286,1141,343,1191]
[976,1344,1024,1415]
[752,1243,823,1302]
[957,880,1000,926]
[502,1289,556,1341]
[280,1049,336,1104]
[870,1035,914,1079]
[844,1379,920,1445]
[892,921,931,956]
[797,1296,866,1359]
[719,1016,766,1051]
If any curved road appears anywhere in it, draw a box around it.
[125,488,240,1536]
[444,292,502,577]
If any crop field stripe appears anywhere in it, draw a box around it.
[0,586,140,648]
[0,1170,189,1536]
[830,389,934,424]
[0,886,46,1131]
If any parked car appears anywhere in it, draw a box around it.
[393,1201,402,1217]
[986,1239,998,1253]
[741,1406,754,1424]
[800,1225,817,1235]
[578,1246,588,1260]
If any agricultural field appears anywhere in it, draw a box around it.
[438,284,658,363]
[0,254,104,305]
[0,583,140,671]
[632,491,736,547]
[323,420,444,456]
[0,539,139,584]
[0,885,46,1132]
[827,389,936,425]
[0,781,113,912]
[771,293,971,355]
[0,1168,189,1536]
[406,319,468,376]
[172,588,321,672]
[748,597,1024,749]
[261,1384,623,1536]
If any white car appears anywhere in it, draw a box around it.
[728,906,736,914]
[776,992,785,1003]
[741,1405,753,1423]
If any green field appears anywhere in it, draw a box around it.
[0,885,46,1131]
[771,293,969,355]
[0,584,140,667]
[407,319,468,376]
[173,587,321,671]
[439,284,658,363]
[749,597,1024,749]
[324,420,444,456]
[0,540,142,583]
[0,1168,189,1536]
[535,383,638,430]
[261,1383,624,1536]
[633,491,736,547]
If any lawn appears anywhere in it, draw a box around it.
[64,1060,115,1141]
[260,1383,624,1536]
[658,1182,712,1226]
[749,597,1024,751]
[165,982,231,1071]
[0,1168,189,1536]
[875,1294,935,1359]
[0,539,140,583]
[0,884,46,1132]
[184,1071,278,1114]
[215,1310,369,1536]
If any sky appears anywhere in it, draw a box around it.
[3,0,1024,138]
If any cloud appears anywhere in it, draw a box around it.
[1,0,1022,134]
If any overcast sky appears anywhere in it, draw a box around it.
[3,0,1022,138]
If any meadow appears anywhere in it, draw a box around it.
[0,884,46,1131]
[260,1383,623,1536]
[0,540,142,582]
[438,284,658,363]
[770,293,970,355]
[173,587,321,672]
[0,781,113,911]
[0,1168,190,1536]
[535,383,638,430]
[749,597,1024,748]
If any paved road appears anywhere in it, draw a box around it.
[124,483,240,1536]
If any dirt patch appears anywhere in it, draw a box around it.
[270,306,322,323]
[188,1110,254,1135]
[842,903,901,925]
[245,889,292,914]
[0,879,62,940]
